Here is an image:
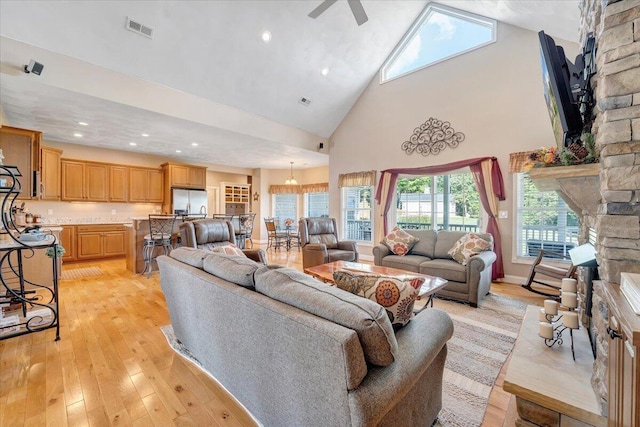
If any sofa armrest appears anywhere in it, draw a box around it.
[372,244,390,266]
[467,250,497,273]
[243,249,267,265]
[337,240,358,252]
[347,309,453,426]
[302,243,328,269]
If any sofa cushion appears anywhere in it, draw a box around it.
[169,247,209,269]
[211,244,245,257]
[447,233,492,266]
[380,255,425,272]
[202,253,259,289]
[254,266,398,367]
[382,226,419,256]
[408,229,437,258]
[433,230,467,259]
[419,259,466,283]
[333,270,424,329]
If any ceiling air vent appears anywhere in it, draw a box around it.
[126,17,154,39]
[299,97,311,106]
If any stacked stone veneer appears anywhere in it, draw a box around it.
[580,0,640,415]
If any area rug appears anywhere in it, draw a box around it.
[60,266,104,280]
[430,294,528,427]
[161,293,528,427]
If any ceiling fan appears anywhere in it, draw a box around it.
[308,0,369,26]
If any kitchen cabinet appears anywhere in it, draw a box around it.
[40,146,62,200]
[61,160,109,202]
[129,167,164,203]
[221,182,250,213]
[162,162,206,189]
[109,166,128,202]
[60,225,76,262]
[76,225,126,260]
[0,126,41,200]
[603,279,640,427]
[162,162,207,213]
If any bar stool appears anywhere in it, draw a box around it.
[142,214,178,278]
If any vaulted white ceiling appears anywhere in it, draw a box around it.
[0,1,580,170]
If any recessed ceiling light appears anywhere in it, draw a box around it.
[73,133,83,137]
[176,150,182,153]
[78,121,88,126]
[141,133,149,137]
[129,142,137,146]
[261,30,272,43]
[321,68,329,76]
[191,142,198,146]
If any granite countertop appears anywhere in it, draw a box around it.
[40,217,133,225]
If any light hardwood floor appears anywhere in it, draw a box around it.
[0,247,545,427]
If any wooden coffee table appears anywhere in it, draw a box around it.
[304,261,448,311]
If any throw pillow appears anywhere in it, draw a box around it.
[447,233,492,266]
[382,226,419,256]
[334,270,425,329]
[211,244,245,257]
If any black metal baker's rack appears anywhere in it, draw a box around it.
[0,165,60,341]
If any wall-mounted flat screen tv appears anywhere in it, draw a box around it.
[538,31,583,147]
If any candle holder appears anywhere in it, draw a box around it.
[539,279,580,361]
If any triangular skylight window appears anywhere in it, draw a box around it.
[381,4,497,83]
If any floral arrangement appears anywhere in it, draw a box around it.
[523,133,599,172]
[45,244,65,258]
[284,218,294,227]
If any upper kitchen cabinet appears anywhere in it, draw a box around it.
[40,146,62,200]
[162,163,206,189]
[0,126,42,199]
[129,167,163,203]
[61,159,109,202]
[109,165,128,202]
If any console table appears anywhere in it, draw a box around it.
[504,306,606,426]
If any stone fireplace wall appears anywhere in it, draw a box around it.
[579,0,640,414]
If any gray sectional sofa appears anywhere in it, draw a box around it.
[158,247,454,427]
[373,229,496,307]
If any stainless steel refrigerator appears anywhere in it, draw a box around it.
[172,188,208,215]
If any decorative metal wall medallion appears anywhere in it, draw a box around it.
[401,117,465,156]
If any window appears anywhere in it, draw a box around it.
[395,173,480,232]
[515,173,579,259]
[305,192,329,218]
[273,193,297,224]
[342,186,373,242]
[380,4,496,83]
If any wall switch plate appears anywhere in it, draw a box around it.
[47,209,53,215]
[498,210,508,219]
[111,209,117,215]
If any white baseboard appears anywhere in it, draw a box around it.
[497,275,526,286]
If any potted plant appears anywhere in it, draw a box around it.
[45,244,65,259]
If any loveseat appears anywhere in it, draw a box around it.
[158,247,454,427]
[373,229,496,307]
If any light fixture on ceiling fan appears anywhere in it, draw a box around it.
[308,0,369,26]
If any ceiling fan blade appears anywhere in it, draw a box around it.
[308,0,338,19]
[347,0,368,26]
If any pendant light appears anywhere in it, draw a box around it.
[285,162,298,185]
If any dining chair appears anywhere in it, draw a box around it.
[264,217,287,250]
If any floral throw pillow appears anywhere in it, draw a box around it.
[211,244,245,257]
[333,270,425,328]
[382,226,419,256]
[448,233,492,266]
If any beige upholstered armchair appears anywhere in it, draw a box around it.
[298,217,359,269]
[179,219,267,264]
